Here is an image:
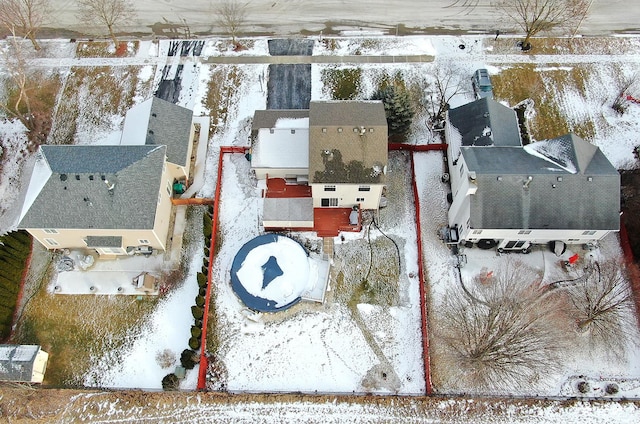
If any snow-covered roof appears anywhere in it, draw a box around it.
[0,345,42,382]
[252,127,309,170]
[448,97,521,147]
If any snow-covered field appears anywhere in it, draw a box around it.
[2,35,640,418]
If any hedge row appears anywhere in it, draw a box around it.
[0,231,32,340]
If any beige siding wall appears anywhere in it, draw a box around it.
[27,164,174,255]
[311,183,384,210]
[31,350,49,383]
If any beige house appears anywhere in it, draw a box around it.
[250,101,388,229]
[308,101,387,211]
[0,344,49,383]
[18,98,194,256]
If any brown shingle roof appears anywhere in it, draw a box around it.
[308,101,387,184]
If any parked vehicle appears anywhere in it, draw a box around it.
[472,69,493,99]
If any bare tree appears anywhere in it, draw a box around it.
[76,0,135,48]
[0,0,49,50]
[496,0,591,49]
[566,259,636,354]
[427,62,466,125]
[214,0,247,46]
[611,72,638,115]
[437,260,567,392]
[0,28,54,146]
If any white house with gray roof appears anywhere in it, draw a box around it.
[18,97,195,256]
[445,98,620,251]
[250,101,388,231]
[0,344,48,383]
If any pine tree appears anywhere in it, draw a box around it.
[371,85,415,137]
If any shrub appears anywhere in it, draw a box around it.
[201,266,209,276]
[161,373,180,391]
[197,273,207,287]
[188,337,201,350]
[180,349,199,369]
[195,295,205,307]
[191,305,204,320]
[191,326,202,338]
[199,287,207,297]
[194,319,203,327]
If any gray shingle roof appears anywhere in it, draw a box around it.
[0,345,41,382]
[86,236,123,248]
[19,145,166,230]
[448,98,521,147]
[146,98,193,167]
[463,134,620,231]
[308,101,388,184]
[121,97,193,168]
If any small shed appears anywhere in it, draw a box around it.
[0,344,49,383]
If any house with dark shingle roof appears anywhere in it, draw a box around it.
[249,101,388,231]
[18,97,194,256]
[0,345,48,383]
[445,98,620,251]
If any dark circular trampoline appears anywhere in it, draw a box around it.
[230,234,311,312]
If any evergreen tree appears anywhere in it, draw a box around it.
[371,85,415,137]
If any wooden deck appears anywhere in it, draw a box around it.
[265,178,361,236]
[265,178,311,198]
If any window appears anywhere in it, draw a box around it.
[518,230,532,235]
[139,239,150,245]
[166,181,172,196]
[358,186,370,192]
[459,163,465,177]
[321,198,338,207]
[582,230,597,236]
[356,197,365,202]
[43,229,58,234]
[472,229,482,235]
[45,238,59,246]
[324,185,336,192]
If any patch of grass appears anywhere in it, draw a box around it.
[492,63,597,141]
[14,273,157,386]
[488,37,640,56]
[203,66,244,136]
[75,41,139,58]
[321,67,362,100]
[50,65,148,145]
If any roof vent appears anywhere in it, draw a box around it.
[60,174,67,181]
[75,175,80,181]
[359,126,366,136]
[151,113,157,117]
[337,127,343,133]
[89,175,94,181]
[148,130,154,135]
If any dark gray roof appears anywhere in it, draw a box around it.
[448,98,521,147]
[146,98,193,167]
[0,344,41,382]
[86,236,123,248]
[19,145,166,230]
[120,97,193,168]
[463,134,620,231]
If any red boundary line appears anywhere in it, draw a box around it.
[408,153,433,395]
[197,146,246,390]
[619,213,640,330]
[197,143,437,391]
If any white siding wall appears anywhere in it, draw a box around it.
[311,183,384,210]
[463,228,611,245]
